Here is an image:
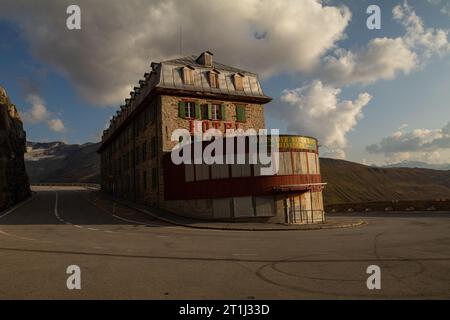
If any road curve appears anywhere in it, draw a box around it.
[0,186,449,299]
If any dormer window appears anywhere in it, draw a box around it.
[196,51,213,66]
[233,73,244,91]
[183,66,195,85]
[209,70,220,88]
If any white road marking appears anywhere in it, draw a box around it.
[54,191,59,220]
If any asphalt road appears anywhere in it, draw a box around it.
[0,186,449,299]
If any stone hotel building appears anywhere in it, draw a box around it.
[98,51,325,224]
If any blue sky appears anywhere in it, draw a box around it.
[1,0,449,165]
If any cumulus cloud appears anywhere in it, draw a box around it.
[22,94,49,124]
[279,80,372,158]
[321,2,450,86]
[47,119,65,133]
[22,94,66,133]
[0,0,351,106]
[366,122,450,163]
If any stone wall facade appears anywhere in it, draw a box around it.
[0,86,31,211]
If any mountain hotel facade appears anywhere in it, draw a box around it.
[98,51,326,224]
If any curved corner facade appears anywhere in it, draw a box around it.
[98,52,325,224]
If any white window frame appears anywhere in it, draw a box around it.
[211,104,221,120]
[185,101,195,119]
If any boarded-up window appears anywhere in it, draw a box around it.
[278,152,293,175]
[211,164,229,179]
[183,67,194,85]
[233,74,244,91]
[213,198,232,218]
[185,164,195,182]
[233,197,254,217]
[231,163,251,178]
[209,71,219,88]
[195,164,210,181]
[300,152,308,174]
[308,152,317,174]
[254,197,275,217]
[292,152,302,174]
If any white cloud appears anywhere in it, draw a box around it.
[47,119,65,133]
[22,94,49,123]
[441,4,450,17]
[321,2,450,86]
[426,0,441,6]
[367,122,450,163]
[22,94,66,133]
[321,37,417,85]
[274,2,449,160]
[278,80,372,157]
[0,0,351,106]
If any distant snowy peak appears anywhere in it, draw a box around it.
[25,141,69,161]
[382,161,450,171]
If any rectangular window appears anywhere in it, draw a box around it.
[142,142,147,162]
[236,104,246,122]
[184,101,195,119]
[209,72,219,88]
[211,104,222,120]
[143,171,147,190]
[183,68,194,85]
[201,104,209,120]
[152,168,158,189]
[135,147,140,165]
[234,75,243,91]
[151,136,157,159]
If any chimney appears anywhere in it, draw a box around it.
[196,51,213,67]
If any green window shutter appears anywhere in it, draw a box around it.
[236,105,246,122]
[178,101,186,118]
[221,104,226,120]
[195,102,201,120]
[207,103,212,120]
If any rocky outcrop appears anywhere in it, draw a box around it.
[0,86,31,210]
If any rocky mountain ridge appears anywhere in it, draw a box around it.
[0,86,31,210]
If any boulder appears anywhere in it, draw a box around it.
[0,85,31,211]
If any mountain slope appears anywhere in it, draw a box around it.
[25,141,100,183]
[320,158,450,205]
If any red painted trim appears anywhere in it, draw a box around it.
[163,156,322,200]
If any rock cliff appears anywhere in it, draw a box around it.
[0,86,31,210]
